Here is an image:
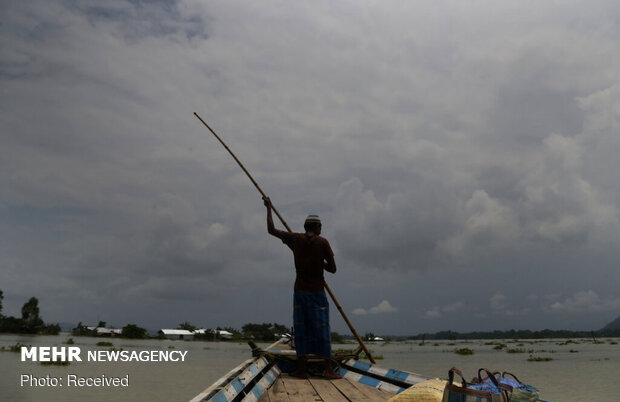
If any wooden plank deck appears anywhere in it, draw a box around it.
[261,374,393,402]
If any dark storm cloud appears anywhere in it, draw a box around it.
[1,0,619,334]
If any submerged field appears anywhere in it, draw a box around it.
[1,334,617,401]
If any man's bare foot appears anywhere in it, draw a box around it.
[289,370,309,379]
[323,371,342,379]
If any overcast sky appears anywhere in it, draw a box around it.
[1,0,619,336]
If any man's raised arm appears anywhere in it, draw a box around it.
[264,196,285,239]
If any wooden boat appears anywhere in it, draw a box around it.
[189,338,431,402]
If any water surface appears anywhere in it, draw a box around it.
[1,334,617,401]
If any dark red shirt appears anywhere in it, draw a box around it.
[279,232,335,291]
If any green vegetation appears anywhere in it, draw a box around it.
[0,342,30,352]
[406,326,620,340]
[177,322,196,331]
[96,341,113,347]
[506,348,526,354]
[331,331,344,343]
[72,322,93,336]
[72,322,148,339]
[486,341,507,350]
[122,324,148,339]
[0,292,60,335]
[20,297,43,332]
[41,360,70,366]
[454,348,474,355]
[40,323,61,335]
[557,340,580,345]
[528,355,553,362]
[64,338,75,345]
[332,348,383,360]
[241,322,288,341]
[364,332,376,341]
[205,326,243,341]
[332,348,356,355]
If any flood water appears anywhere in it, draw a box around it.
[1,333,617,401]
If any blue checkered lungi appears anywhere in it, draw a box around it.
[293,290,331,357]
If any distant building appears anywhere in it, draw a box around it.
[275,333,292,340]
[87,327,122,337]
[216,330,233,339]
[158,329,195,340]
[194,329,234,339]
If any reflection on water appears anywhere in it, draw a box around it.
[1,334,617,401]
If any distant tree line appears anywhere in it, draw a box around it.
[6,288,615,341]
[407,328,620,341]
[157,322,292,342]
[0,290,60,335]
[241,322,289,341]
[71,320,293,342]
[72,321,148,339]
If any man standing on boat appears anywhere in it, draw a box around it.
[263,196,341,379]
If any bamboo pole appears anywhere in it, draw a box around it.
[323,282,376,363]
[193,113,291,232]
[194,112,376,364]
